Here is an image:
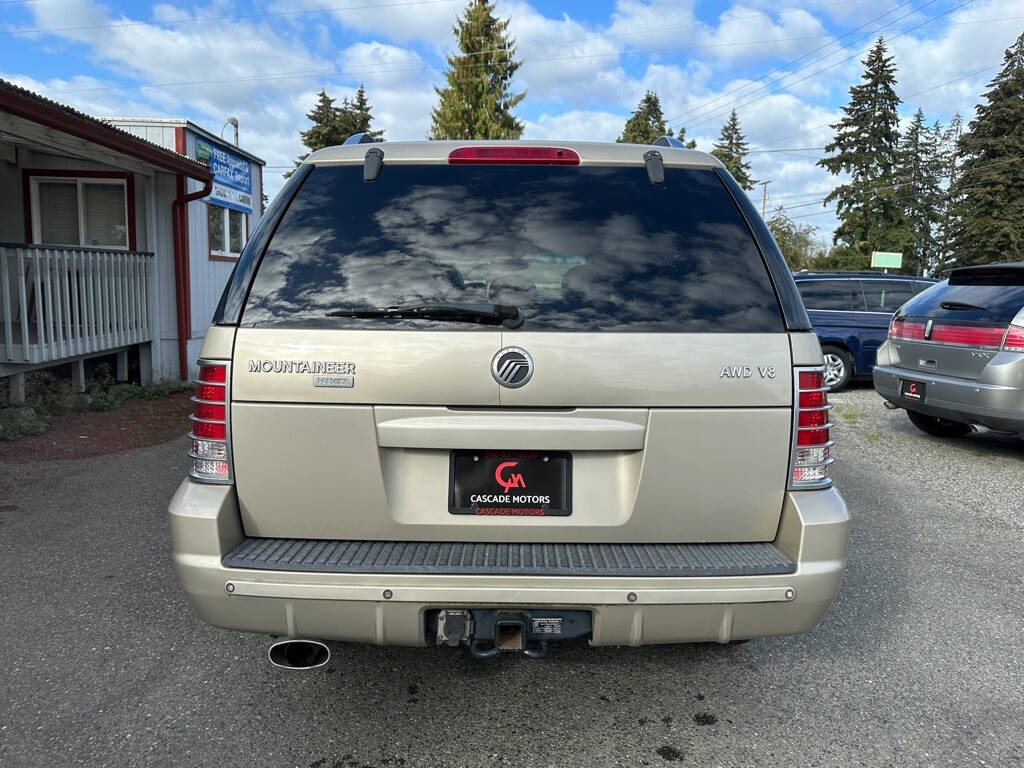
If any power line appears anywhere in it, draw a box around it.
[681,0,977,134]
[775,156,1023,220]
[756,61,1001,151]
[6,0,463,35]
[664,0,924,127]
[36,33,845,96]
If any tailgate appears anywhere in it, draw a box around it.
[230,329,793,543]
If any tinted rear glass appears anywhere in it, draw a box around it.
[242,165,783,332]
[795,279,856,311]
[900,278,1024,324]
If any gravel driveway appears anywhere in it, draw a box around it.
[1,384,1022,767]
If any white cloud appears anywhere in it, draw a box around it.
[521,109,627,142]
[701,5,830,62]
[269,0,462,48]
[606,0,701,49]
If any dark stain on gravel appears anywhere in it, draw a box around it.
[694,712,718,726]
[656,745,684,762]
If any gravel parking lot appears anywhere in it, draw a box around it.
[1,385,1022,768]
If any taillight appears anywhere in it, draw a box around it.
[1004,325,1024,352]
[447,146,581,165]
[189,360,231,483]
[890,318,1011,350]
[889,319,925,341]
[929,324,1006,349]
[790,368,832,488]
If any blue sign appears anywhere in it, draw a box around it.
[196,137,253,214]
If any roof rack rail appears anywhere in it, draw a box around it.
[653,135,686,148]
[343,132,378,145]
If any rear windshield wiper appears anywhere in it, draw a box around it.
[326,302,524,328]
[940,300,987,311]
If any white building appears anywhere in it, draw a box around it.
[104,118,265,373]
[0,79,265,401]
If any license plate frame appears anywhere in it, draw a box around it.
[448,450,572,517]
[900,378,926,403]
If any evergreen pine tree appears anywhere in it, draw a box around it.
[429,0,525,139]
[287,86,383,177]
[617,91,673,144]
[897,109,944,275]
[949,32,1024,265]
[818,38,909,256]
[285,90,347,176]
[675,126,697,149]
[345,84,384,141]
[711,109,756,190]
[935,112,963,269]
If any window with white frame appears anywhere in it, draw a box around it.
[31,177,129,249]
[208,203,246,259]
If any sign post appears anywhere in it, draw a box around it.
[870,251,902,273]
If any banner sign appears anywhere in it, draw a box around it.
[196,137,253,214]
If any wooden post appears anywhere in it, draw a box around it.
[138,343,153,387]
[116,349,129,382]
[9,372,26,404]
[71,359,87,393]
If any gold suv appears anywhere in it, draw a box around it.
[169,137,849,667]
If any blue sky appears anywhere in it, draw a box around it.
[4,0,1023,240]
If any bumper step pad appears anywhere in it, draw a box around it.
[222,539,795,577]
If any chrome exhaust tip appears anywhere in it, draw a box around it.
[268,638,332,670]
[881,399,899,410]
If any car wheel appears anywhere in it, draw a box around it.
[906,409,972,438]
[821,346,853,392]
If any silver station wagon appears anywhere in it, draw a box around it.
[874,262,1024,438]
[168,137,849,667]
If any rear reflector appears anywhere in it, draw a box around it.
[189,361,232,483]
[790,366,832,489]
[1004,325,1024,352]
[447,146,580,165]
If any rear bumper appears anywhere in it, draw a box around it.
[873,364,1024,435]
[168,481,849,646]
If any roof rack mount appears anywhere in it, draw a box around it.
[344,132,378,145]
[654,135,686,149]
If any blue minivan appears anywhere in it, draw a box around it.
[793,272,936,391]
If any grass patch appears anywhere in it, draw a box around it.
[836,406,868,424]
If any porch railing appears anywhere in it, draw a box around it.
[1,243,154,366]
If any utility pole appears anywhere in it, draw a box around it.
[760,180,772,219]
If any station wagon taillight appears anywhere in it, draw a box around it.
[189,360,232,483]
[929,324,1006,349]
[890,318,1014,350]
[889,319,926,341]
[1002,325,1024,352]
[790,368,833,488]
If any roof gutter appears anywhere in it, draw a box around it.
[0,86,213,179]
[170,123,215,380]
[172,175,213,380]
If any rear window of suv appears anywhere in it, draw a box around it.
[242,164,784,332]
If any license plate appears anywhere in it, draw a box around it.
[449,450,571,516]
[900,379,926,403]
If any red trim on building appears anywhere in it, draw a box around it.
[22,168,137,250]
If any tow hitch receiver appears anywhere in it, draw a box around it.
[430,609,592,658]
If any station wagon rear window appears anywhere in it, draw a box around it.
[242,165,784,332]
